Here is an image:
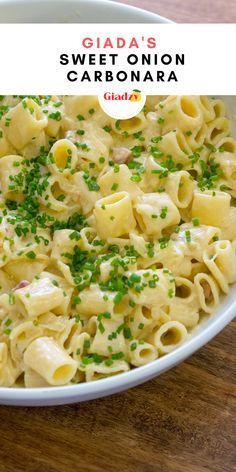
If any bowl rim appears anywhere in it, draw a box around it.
[0,0,174,24]
[0,298,234,405]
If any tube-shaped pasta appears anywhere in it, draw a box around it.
[0,269,15,294]
[171,223,222,262]
[83,360,130,382]
[51,229,82,262]
[94,191,136,239]
[39,272,74,316]
[127,340,158,366]
[4,259,48,283]
[10,321,43,363]
[15,277,64,317]
[2,98,47,149]
[144,95,160,111]
[43,98,64,137]
[38,176,71,213]
[71,332,91,363]
[128,269,175,307]
[75,122,112,168]
[203,250,228,294]
[129,232,148,258]
[0,343,21,387]
[211,98,226,118]
[98,164,142,199]
[63,95,99,119]
[0,127,12,157]
[24,337,77,386]
[79,227,104,252]
[72,171,102,215]
[90,315,126,357]
[100,256,136,282]
[127,305,155,339]
[156,130,192,166]
[143,156,168,193]
[75,284,114,316]
[24,366,50,388]
[111,113,147,134]
[0,155,23,199]
[165,171,194,208]
[174,276,197,304]
[168,277,199,328]
[169,302,199,329]
[22,131,47,159]
[140,240,192,278]
[153,321,187,354]
[197,96,216,122]
[185,122,208,150]
[134,192,180,237]
[215,137,236,154]
[206,240,236,284]
[156,96,203,134]
[216,240,236,284]
[194,273,220,313]
[57,261,75,286]
[0,342,8,365]
[191,190,230,227]
[206,117,230,145]
[57,318,81,353]
[48,139,78,175]
[215,154,236,193]
[221,207,236,240]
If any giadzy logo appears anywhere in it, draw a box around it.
[104,90,142,102]
[99,90,146,119]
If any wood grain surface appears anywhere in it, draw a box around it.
[0,320,235,472]
[117,0,236,22]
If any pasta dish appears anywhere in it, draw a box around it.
[0,95,235,388]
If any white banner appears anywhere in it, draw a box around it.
[0,24,235,94]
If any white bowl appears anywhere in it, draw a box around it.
[0,0,172,23]
[2,291,236,406]
[0,0,234,406]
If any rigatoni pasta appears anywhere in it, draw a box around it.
[0,94,235,388]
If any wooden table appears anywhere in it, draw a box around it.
[117,0,236,22]
[0,321,235,472]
